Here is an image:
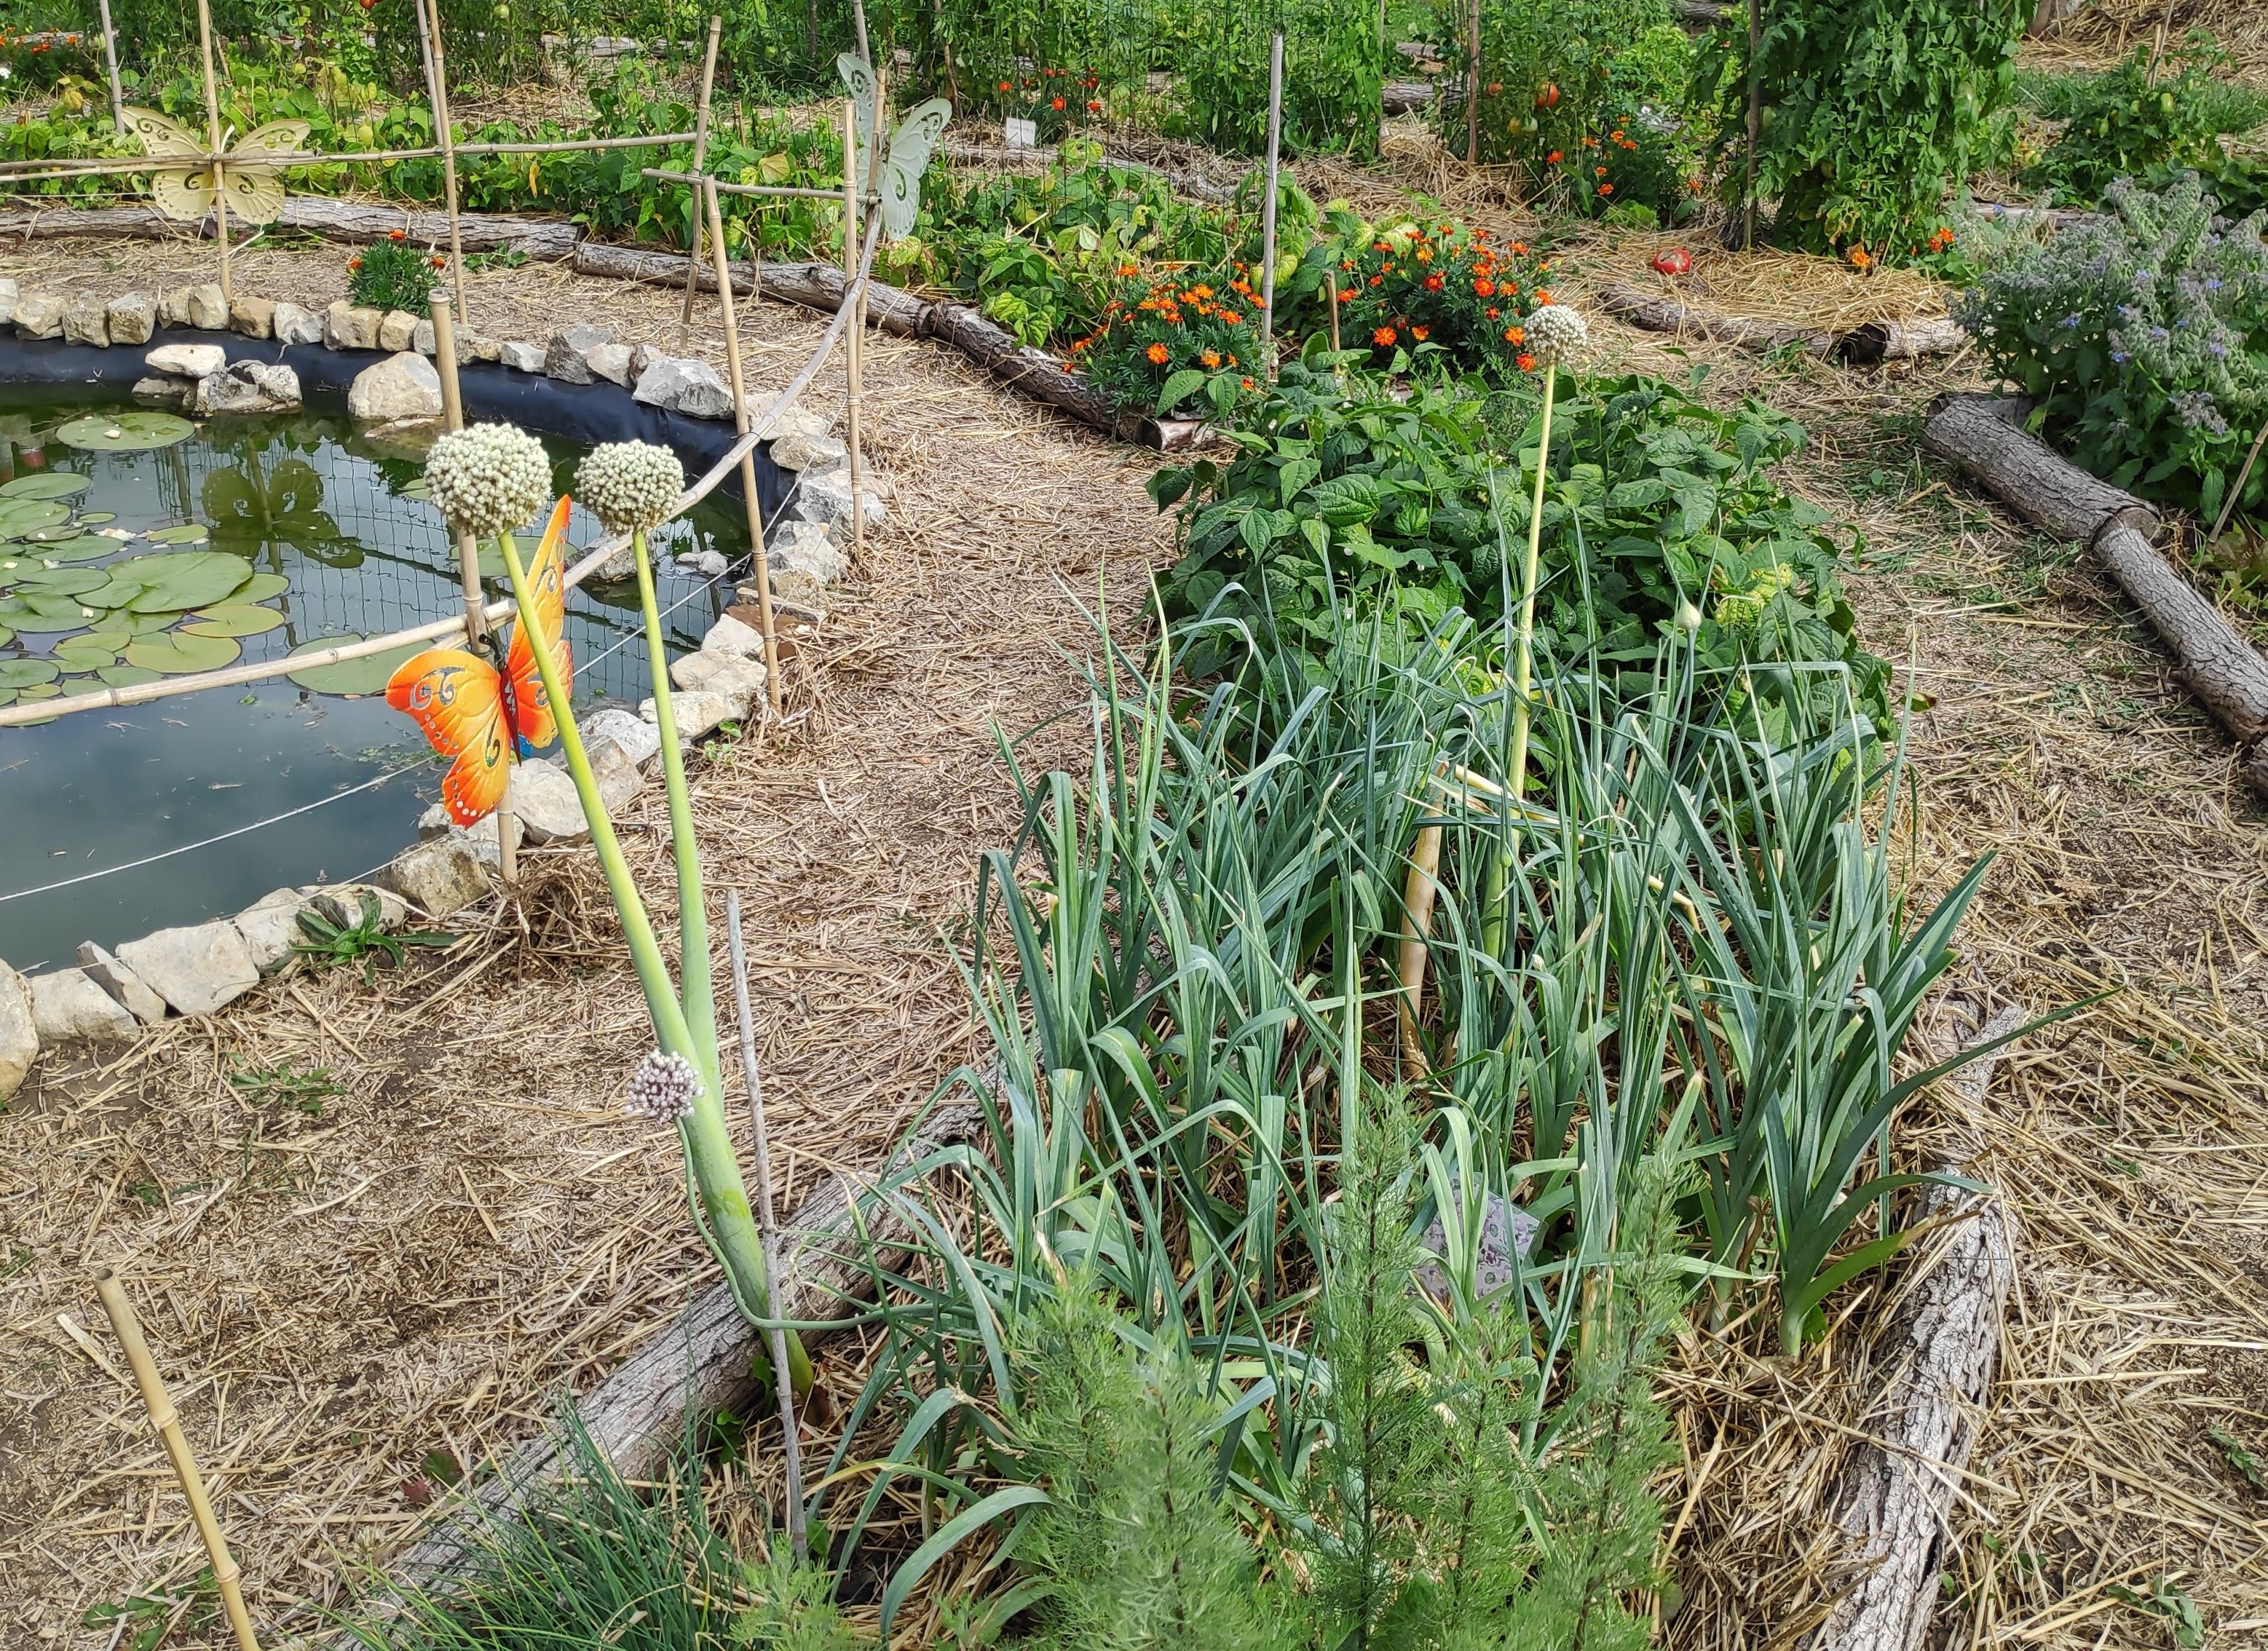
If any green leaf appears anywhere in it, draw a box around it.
[877,1486,1050,1637]
[0,471,90,500]
[56,412,195,452]
[0,658,60,689]
[125,631,245,673]
[183,603,285,638]
[1156,368,1208,413]
[122,551,255,614]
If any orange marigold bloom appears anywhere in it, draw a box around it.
[1088,100,1101,111]
[1535,288,1553,304]
[1414,245,1432,262]
[1338,287,1357,302]
[1051,96,1066,110]
[1474,277,1495,296]
[1423,274,1444,291]
[1411,325,1429,341]
[389,228,407,240]
[1506,325,1525,344]
[1370,275,1383,286]
[1595,165,1608,177]
[1583,135,1599,148]
[1373,325,1397,347]
[1546,151,1563,165]
[998,79,1011,91]
[1485,306,1500,319]
[1598,183,1614,195]
[1218,310,1239,325]
[1201,349,1221,368]
[1848,245,1873,269]
[1146,341,1170,364]
[1512,241,1528,254]
[1241,376,1254,389]
[1517,352,1536,371]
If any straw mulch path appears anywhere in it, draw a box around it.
[2027,0,2268,86]
[0,239,1168,1646]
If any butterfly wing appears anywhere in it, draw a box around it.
[879,100,952,241]
[837,52,878,182]
[232,119,312,160]
[386,648,513,825]
[218,119,308,226]
[501,496,573,754]
[120,106,203,159]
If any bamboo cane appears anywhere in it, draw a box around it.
[94,1270,260,1651]
[678,15,724,328]
[704,175,786,717]
[1260,32,1283,376]
[192,0,229,304]
[1395,823,1444,1080]
[1744,0,1762,250]
[1465,0,1482,165]
[843,98,868,572]
[643,167,871,203]
[95,0,124,133]
[726,889,807,1561]
[415,0,471,324]
[428,296,517,884]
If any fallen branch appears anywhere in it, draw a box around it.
[1601,281,1967,364]
[1806,1004,2026,1651]
[0,198,579,257]
[1924,393,2268,796]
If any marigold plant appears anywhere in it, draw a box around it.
[1070,268,1268,419]
[1323,213,1552,379]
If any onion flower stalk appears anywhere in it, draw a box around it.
[429,424,809,1392]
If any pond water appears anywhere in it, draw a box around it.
[0,397,752,973]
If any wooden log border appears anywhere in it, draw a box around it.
[1924,393,2268,799]
[1599,281,1967,365]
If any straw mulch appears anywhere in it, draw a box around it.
[2028,0,2268,84]
[0,236,1169,1647]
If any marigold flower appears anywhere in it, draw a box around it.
[389,228,407,240]
[1423,274,1443,291]
[997,79,1011,91]
[1596,165,1608,177]
[1411,325,1429,341]
[1219,310,1239,324]
[1485,306,1500,319]
[1373,325,1396,347]
[1583,135,1599,148]
[1517,352,1536,371]
[1241,376,1254,389]
[1506,325,1525,344]
[1598,183,1614,195]
[1512,241,1528,254]
[1535,288,1552,304]
[1848,245,1873,270]
[1370,275,1383,287]
[1051,95,1066,110]
[1201,349,1220,368]
[1414,245,1432,262]
[1338,287,1357,302]
[1486,82,1501,95]
[1087,100,1101,111]
[1474,277,1494,296]
[1145,341,1169,365]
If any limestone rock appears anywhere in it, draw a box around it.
[768,427,846,472]
[30,967,138,1045]
[675,548,730,579]
[106,291,157,346]
[229,294,277,338]
[699,611,767,660]
[0,962,36,1100]
[585,341,636,387]
[181,282,229,330]
[132,376,188,407]
[116,921,261,1018]
[383,836,491,917]
[590,737,644,816]
[759,569,829,619]
[767,517,846,585]
[408,317,475,363]
[0,276,17,325]
[668,649,765,707]
[273,300,325,346]
[499,339,545,373]
[146,342,226,379]
[544,322,614,384]
[233,888,308,973]
[377,309,420,352]
[189,360,300,416]
[76,942,165,1024]
[584,705,663,771]
[631,353,733,420]
[629,341,660,380]
[764,403,833,446]
[591,542,638,581]
[416,804,520,869]
[642,687,738,742]
[347,352,443,424]
[792,466,886,538]
[467,333,502,363]
[325,300,384,351]
[61,293,111,346]
[13,293,65,338]
[511,759,590,844]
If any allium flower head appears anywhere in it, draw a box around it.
[625,1050,702,1123]
[1522,303,1588,369]
[425,423,552,537]
[577,441,685,533]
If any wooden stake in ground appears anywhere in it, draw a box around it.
[843,96,869,572]
[703,175,786,716]
[1465,0,1482,165]
[726,889,807,1561]
[414,0,472,325]
[193,0,230,302]
[1260,31,1284,376]
[1744,0,1762,250]
[427,296,518,882]
[1394,821,1445,1079]
[95,0,124,132]
[94,1270,260,1651]
[677,15,724,329]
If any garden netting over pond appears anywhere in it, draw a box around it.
[0,397,754,970]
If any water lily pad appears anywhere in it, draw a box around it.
[0,471,90,501]
[98,663,162,688]
[125,631,243,673]
[0,500,72,539]
[106,610,181,636]
[51,638,121,671]
[76,511,116,526]
[24,523,89,543]
[15,681,62,700]
[122,551,254,614]
[235,572,290,603]
[183,602,285,638]
[24,534,119,563]
[147,523,210,545]
[56,412,195,453]
[285,635,424,695]
[14,567,107,595]
[58,673,118,696]
[0,658,61,689]
[0,592,102,631]
[0,624,12,647]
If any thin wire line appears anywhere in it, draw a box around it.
[0,761,426,906]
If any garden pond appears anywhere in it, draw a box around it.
[0,397,752,973]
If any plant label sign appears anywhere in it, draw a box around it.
[1004,116,1038,151]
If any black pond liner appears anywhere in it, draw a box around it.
[0,325,793,526]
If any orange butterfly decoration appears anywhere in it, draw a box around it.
[387,496,574,826]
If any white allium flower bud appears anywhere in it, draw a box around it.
[625,1050,702,1123]
[576,440,685,533]
[1523,303,1589,369]
[424,422,553,537]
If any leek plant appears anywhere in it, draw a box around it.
[422,425,807,1390]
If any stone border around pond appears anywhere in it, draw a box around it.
[0,298,888,1100]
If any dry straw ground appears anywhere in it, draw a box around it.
[4,129,2267,1650]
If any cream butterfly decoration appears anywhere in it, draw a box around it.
[836,55,950,243]
[122,106,310,227]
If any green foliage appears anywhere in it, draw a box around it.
[1171,0,1386,159]
[1700,0,2027,261]
[1435,0,1705,226]
[2021,33,2256,205]
[1071,269,1269,418]
[292,892,454,981]
[1313,210,1553,380]
[1953,170,2268,525]
[1149,357,1892,733]
[347,234,444,316]
[83,1570,220,1651]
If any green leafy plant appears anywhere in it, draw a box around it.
[347,232,446,317]
[292,892,454,981]
[1699,0,2027,261]
[1070,269,1268,419]
[226,1058,347,1115]
[2109,1575,2207,1650]
[83,1570,219,1651]
[1316,210,1553,379]
[2023,33,2259,206]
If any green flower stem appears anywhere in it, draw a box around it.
[1504,363,1558,859]
[631,526,716,1053]
[496,530,810,1393]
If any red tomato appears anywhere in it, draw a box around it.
[1652,248,1693,277]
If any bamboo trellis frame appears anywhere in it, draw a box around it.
[0,217,885,732]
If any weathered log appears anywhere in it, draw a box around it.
[1924,393,2268,794]
[0,198,580,258]
[1839,314,1967,365]
[1383,80,1435,114]
[377,1100,984,1594]
[1600,281,1833,357]
[1807,1005,2025,1651]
